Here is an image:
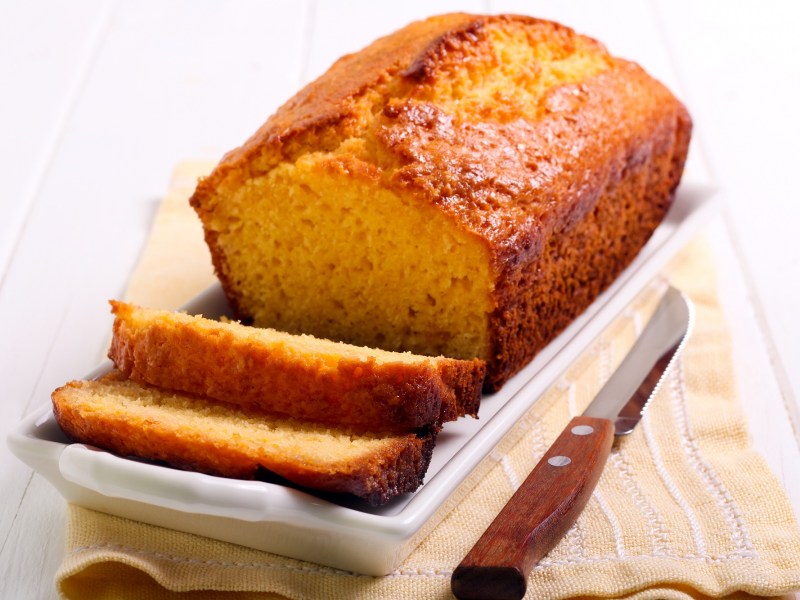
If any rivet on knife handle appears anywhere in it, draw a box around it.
[451,415,615,600]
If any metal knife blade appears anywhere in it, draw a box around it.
[451,286,694,600]
[584,285,694,434]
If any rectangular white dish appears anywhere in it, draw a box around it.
[8,183,718,575]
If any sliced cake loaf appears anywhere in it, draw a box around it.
[52,372,436,505]
[190,13,691,391]
[108,301,485,432]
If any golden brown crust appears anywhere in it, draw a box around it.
[437,358,484,419]
[483,110,690,389]
[191,13,692,390]
[467,65,692,389]
[286,431,438,505]
[190,13,476,199]
[52,374,437,506]
[108,301,484,431]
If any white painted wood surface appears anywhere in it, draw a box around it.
[1,1,798,598]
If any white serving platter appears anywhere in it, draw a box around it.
[8,183,718,575]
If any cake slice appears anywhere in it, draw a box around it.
[108,301,484,432]
[52,372,437,505]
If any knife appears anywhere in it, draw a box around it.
[451,286,694,600]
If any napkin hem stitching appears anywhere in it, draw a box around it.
[67,543,456,579]
[68,543,353,575]
[535,549,758,569]
[67,542,760,578]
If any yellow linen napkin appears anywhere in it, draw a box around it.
[55,163,800,599]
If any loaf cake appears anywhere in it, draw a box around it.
[108,300,484,431]
[190,13,691,391]
[52,371,436,505]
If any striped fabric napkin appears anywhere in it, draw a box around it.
[55,162,800,599]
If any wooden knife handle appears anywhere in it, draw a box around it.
[451,415,615,600]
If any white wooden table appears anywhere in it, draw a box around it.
[2,1,798,598]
